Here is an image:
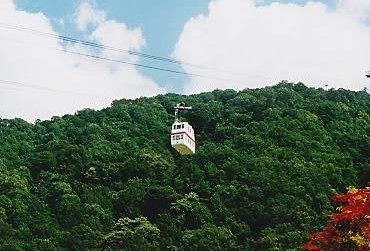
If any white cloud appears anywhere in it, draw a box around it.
[75,0,106,31]
[173,0,370,94]
[90,20,145,61]
[0,0,164,121]
[336,0,370,21]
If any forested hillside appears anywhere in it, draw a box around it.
[1,82,370,251]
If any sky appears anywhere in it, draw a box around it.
[1,0,370,121]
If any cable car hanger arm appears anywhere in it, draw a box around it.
[174,103,192,122]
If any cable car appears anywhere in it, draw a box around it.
[171,103,195,155]
[366,71,370,78]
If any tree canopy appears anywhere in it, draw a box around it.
[1,82,370,250]
[302,186,370,251]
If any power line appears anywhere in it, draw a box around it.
[0,35,201,77]
[0,23,183,64]
[0,33,266,84]
[0,22,268,80]
[0,79,111,99]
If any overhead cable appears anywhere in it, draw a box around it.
[0,34,263,84]
[0,79,111,99]
[0,22,267,79]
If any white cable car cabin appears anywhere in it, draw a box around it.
[171,122,195,155]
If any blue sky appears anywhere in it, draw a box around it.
[14,0,212,91]
[12,0,339,91]
[1,0,370,121]
[263,0,336,6]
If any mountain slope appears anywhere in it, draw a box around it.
[1,82,370,250]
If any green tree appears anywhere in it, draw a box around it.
[180,225,238,251]
[102,217,160,251]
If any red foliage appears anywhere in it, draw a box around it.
[302,187,370,251]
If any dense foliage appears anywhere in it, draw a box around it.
[302,186,370,251]
[1,82,370,250]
